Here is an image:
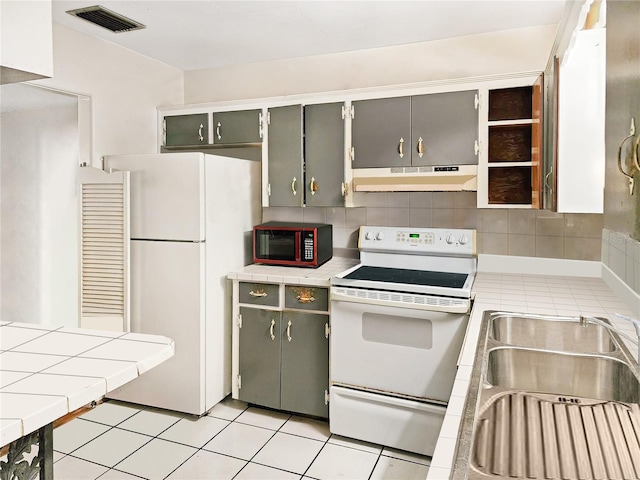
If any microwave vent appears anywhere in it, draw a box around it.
[66,5,146,33]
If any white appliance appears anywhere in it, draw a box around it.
[330,226,476,456]
[103,152,260,415]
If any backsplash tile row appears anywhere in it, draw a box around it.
[602,229,640,295]
[263,192,604,261]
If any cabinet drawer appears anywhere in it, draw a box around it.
[284,286,329,311]
[239,282,280,307]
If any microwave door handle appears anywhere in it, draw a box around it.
[295,232,301,262]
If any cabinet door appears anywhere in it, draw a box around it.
[281,312,329,418]
[165,114,208,146]
[305,103,345,207]
[267,105,304,207]
[411,90,478,167]
[212,110,262,144]
[238,307,281,409]
[352,97,411,169]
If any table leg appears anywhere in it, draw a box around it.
[0,423,53,480]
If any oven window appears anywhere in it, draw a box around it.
[362,313,432,349]
[255,230,297,261]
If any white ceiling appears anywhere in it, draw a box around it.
[51,0,568,72]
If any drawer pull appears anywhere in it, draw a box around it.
[291,286,316,304]
[296,295,315,303]
[249,290,268,298]
[269,319,276,340]
[286,320,292,342]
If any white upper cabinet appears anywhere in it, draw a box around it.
[556,28,606,213]
[1,0,53,84]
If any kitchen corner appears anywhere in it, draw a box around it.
[427,255,639,480]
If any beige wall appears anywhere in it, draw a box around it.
[33,23,184,165]
[184,25,558,103]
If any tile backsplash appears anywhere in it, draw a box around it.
[263,191,604,261]
[602,229,640,295]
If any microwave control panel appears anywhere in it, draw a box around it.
[303,233,314,260]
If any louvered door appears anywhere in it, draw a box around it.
[78,166,130,332]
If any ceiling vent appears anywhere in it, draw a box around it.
[66,5,145,33]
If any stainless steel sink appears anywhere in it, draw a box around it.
[453,310,640,480]
[489,314,616,353]
[485,347,640,403]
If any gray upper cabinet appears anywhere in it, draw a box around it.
[352,97,411,169]
[304,103,346,207]
[212,109,263,145]
[411,90,479,166]
[351,91,478,169]
[267,105,304,207]
[164,113,208,146]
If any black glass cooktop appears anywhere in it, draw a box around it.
[344,266,468,289]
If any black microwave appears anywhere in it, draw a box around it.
[253,222,333,268]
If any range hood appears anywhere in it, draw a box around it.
[352,165,478,192]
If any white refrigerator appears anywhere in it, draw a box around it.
[102,152,261,415]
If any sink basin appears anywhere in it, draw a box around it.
[489,314,616,353]
[485,347,640,403]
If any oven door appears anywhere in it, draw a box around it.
[330,294,468,403]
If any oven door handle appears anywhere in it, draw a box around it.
[330,288,470,314]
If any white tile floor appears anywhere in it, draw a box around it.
[48,397,431,480]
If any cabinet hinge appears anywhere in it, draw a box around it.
[267,111,271,125]
[474,140,480,156]
[325,323,330,338]
[474,93,480,110]
[324,389,330,405]
[341,105,354,120]
[350,147,355,162]
[237,374,242,390]
[237,313,243,328]
[259,112,264,139]
[267,183,272,197]
[162,118,167,146]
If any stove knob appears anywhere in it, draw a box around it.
[459,234,468,245]
[446,233,455,244]
[365,231,373,240]
[376,231,385,241]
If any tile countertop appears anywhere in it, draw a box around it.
[227,257,359,286]
[427,271,639,480]
[0,322,175,448]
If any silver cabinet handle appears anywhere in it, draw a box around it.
[417,137,424,158]
[398,137,404,159]
[216,122,222,140]
[286,320,292,342]
[249,290,267,297]
[198,124,204,142]
[291,177,297,196]
[269,319,276,340]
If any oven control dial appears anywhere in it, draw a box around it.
[459,234,468,245]
[365,231,374,240]
[376,232,385,241]
[446,233,456,244]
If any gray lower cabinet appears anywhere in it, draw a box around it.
[267,105,304,207]
[238,306,329,418]
[212,110,263,144]
[352,91,478,169]
[164,113,208,146]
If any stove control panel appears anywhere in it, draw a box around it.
[359,226,476,255]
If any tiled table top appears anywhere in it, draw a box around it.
[227,257,359,286]
[427,272,638,480]
[0,322,174,448]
